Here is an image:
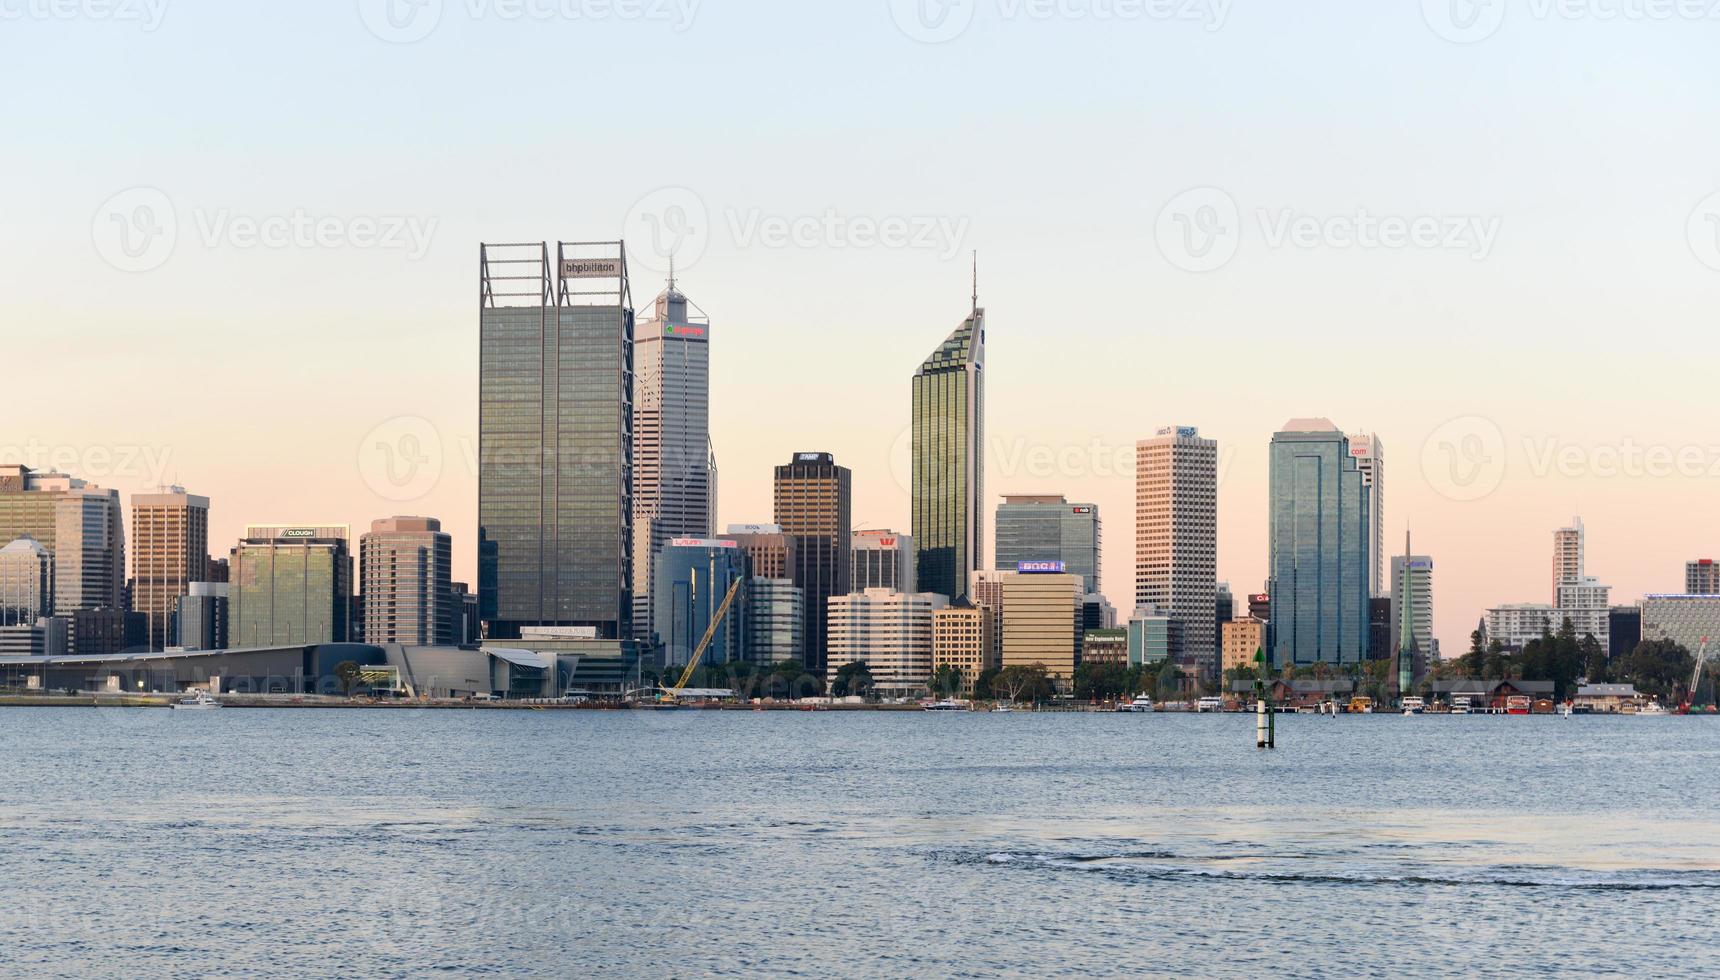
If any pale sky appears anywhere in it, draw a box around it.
[5,1,1720,650]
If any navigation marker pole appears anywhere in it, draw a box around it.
[1253,648,1275,749]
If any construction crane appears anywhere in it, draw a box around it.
[662,577,743,703]
[1679,637,1711,714]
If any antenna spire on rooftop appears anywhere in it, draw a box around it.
[971,250,978,315]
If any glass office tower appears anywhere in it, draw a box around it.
[994,495,1100,594]
[478,242,634,640]
[911,306,985,605]
[1266,419,1369,667]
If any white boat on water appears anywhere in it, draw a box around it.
[924,699,967,711]
[992,704,1015,713]
[1401,696,1425,715]
[1195,696,1224,713]
[1638,701,1669,717]
[1115,694,1154,713]
[1450,697,1472,715]
[170,692,222,710]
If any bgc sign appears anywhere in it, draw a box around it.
[1017,561,1066,574]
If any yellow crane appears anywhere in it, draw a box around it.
[662,577,743,703]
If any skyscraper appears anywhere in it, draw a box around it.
[229,525,352,647]
[1553,517,1584,601]
[130,487,210,650]
[1389,536,1435,662]
[0,467,125,616]
[774,453,852,670]
[631,274,715,646]
[478,242,633,640]
[720,524,796,581]
[1347,433,1385,598]
[652,538,749,668]
[995,495,1101,594]
[911,300,985,605]
[0,536,52,627]
[850,529,916,593]
[1686,559,1720,595]
[1552,517,1609,646]
[1266,419,1369,666]
[1135,426,1219,677]
[361,516,454,646]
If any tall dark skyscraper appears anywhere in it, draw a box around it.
[774,452,851,671]
[478,242,634,640]
[1266,418,1369,666]
[912,300,985,605]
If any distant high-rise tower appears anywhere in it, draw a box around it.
[1266,419,1369,666]
[478,242,633,640]
[361,516,454,646]
[1553,517,1584,601]
[851,530,916,593]
[230,525,352,647]
[995,495,1101,594]
[631,274,714,647]
[1389,533,1435,664]
[911,295,985,605]
[130,487,210,650]
[1687,559,1720,595]
[1348,433,1385,597]
[1135,426,1219,678]
[774,453,852,671]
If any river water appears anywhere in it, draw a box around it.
[1,708,1716,977]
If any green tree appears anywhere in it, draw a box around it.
[1073,662,1128,701]
[928,664,965,698]
[972,666,1001,700]
[831,660,874,699]
[1615,640,1692,702]
[995,663,1050,704]
[334,660,364,697]
[1155,659,1180,701]
[1462,629,1487,679]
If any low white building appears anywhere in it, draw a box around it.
[1486,603,1562,650]
[826,589,947,697]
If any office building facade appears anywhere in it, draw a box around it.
[826,589,947,697]
[720,524,795,581]
[1221,617,1264,674]
[129,487,209,651]
[1608,605,1642,660]
[746,577,803,667]
[1641,595,1720,657]
[653,538,749,669]
[1136,426,1219,675]
[932,603,994,694]
[774,453,851,670]
[1347,433,1385,597]
[1128,605,1181,667]
[1000,570,1082,679]
[0,536,53,627]
[1389,551,1435,661]
[361,516,454,647]
[479,242,633,640]
[631,277,716,644]
[851,530,916,594]
[912,306,985,605]
[230,525,352,647]
[176,582,229,651]
[1266,419,1369,667]
[995,495,1100,594]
